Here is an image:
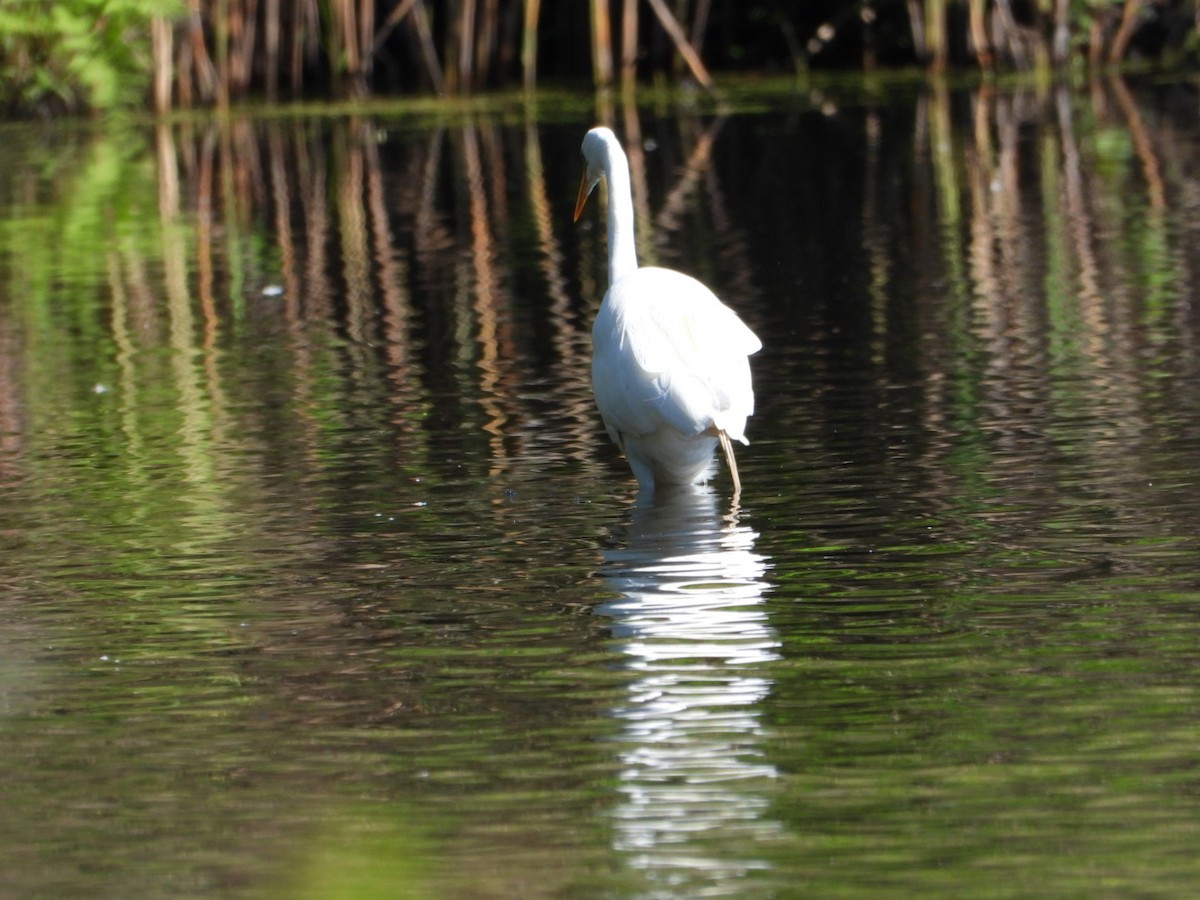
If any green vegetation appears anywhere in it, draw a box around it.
[0,0,180,114]
[3,1,1200,116]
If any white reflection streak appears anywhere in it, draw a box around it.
[597,487,781,893]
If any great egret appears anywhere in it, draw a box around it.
[574,126,762,496]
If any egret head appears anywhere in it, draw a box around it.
[574,127,621,222]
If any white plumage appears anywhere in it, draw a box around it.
[574,126,761,495]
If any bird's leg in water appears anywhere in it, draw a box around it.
[718,431,741,497]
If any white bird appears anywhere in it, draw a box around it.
[574,126,762,496]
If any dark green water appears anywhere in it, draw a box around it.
[1,80,1199,897]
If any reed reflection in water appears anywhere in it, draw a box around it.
[597,488,781,894]
[3,77,1200,897]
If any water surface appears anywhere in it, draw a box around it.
[1,80,1199,897]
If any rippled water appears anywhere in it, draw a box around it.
[1,80,1199,897]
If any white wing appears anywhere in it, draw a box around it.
[592,267,761,445]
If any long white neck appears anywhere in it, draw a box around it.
[603,141,639,286]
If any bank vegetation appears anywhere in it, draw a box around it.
[2,1,1199,115]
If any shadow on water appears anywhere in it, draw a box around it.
[597,486,782,894]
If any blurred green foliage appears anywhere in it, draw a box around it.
[0,1,1197,117]
[0,0,180,114]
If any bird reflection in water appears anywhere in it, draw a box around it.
[597,486,782,894]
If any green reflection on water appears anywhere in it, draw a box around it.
[2,79,1200,898]
[281,806,436,900]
